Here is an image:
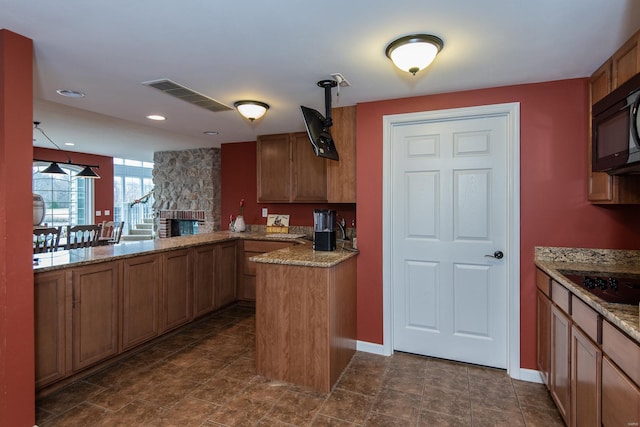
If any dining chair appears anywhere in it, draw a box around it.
[66,224,102,249]
[33,226,62,253]
[100,220,124,244]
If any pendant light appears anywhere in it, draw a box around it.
[234,100,270,121]
[33,122,101,179]
[385,34,444,75]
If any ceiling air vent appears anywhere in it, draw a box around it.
[142,79,232,113]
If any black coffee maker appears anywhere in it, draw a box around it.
[313,209,336,251]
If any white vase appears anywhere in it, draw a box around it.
[234,215,246,232]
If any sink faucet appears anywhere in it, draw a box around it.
[336,215,349,241]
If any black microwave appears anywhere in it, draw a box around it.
[592,72,640,175]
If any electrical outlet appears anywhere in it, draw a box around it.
[262,208,268,218]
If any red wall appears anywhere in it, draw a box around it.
[33,147,114,222]
[0,29,35,427]
[221,141,355,229]
[355,78,640,369]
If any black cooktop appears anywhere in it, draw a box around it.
[559,270,640,305]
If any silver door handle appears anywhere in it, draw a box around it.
[484,251,504,259]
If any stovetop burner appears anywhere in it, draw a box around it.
[559,270,640,305]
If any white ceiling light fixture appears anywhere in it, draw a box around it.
[56,89,85,98]
[234,100,270,122]
[385,34,444,75]
[146,114,166,121]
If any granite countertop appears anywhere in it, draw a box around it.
[250,242,358,268]
[535,246,640,344]
[33,231,312,273]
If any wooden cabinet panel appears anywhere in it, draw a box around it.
[162,249,192,332]
[291,132,327,202]
[602,320,640,386]
[71,262,119,370]
[550,304,571,425]
[121,255,161,350]
[257,133,291,202]
[590,60,612,104]
[536,267,551,297]
[216,241,237,308]
[551,280,570,313]
[612,29,640,89]
[34,270,68,388]
[537,290,551,386]
[602,356,640,427]
[571,325,601,427]
[327,106,356,203]
[193,245,216,317]
[571,296,599,343]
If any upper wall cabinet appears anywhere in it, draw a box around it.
[327,106,357,203]
[257,132,327,203]
[257,106,357,204]
[588,29,640,204]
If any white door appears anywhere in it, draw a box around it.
[389,106,513,369]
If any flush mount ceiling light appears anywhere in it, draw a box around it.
[234,100,270,122]
[385,34,444,75]
[33,121,101,179]
[146,114,166,121]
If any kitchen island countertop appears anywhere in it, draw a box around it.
[250,242,358,268]
[33,231,310,273]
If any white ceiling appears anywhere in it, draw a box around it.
[2,0,640,162]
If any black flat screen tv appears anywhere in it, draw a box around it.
[300,105,339,161]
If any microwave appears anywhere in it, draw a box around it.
[592,72,640,175]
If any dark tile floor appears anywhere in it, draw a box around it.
[36,304,564,426]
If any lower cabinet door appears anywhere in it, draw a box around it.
[602,356,640,427]
[571,325,601,427]
[162,249,192,332]
[72,262,120,370]
[537,290,551,386]
[35,271,67,388]
[193,245,216,317]
[121,255,161,350]
[550,304,571,425]
[215,241,237,308]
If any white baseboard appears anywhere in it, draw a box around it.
[356,340,391,356]
[512,368,544,383]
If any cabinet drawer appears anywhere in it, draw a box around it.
[602,320,640,386]
[551,280,570,314]
[536,268,551,297]
[571,296,600,343]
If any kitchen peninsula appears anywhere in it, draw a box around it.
[33,232,357,396]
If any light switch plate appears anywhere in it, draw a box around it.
[262,208,268,217]
[96,210,102,216]
[104,210,110,215]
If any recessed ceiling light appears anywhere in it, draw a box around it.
[64,142,75,146]
[203,131,219,136]
[56,89,85,98]
[146,114,166,121]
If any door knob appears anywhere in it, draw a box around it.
[484,251,504,259]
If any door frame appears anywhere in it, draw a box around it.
[381,102,522,378]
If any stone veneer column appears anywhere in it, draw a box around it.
[152,148,221,233]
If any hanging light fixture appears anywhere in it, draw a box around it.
[385,34,444,75]
[234,100,270,121]
[33,122,101,179]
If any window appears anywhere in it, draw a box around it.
[113,158,154,225]
[32,162,94,228]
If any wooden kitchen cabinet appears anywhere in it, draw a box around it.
[536,289,551,386]
[550,303,571,425]
[121,254,161,350]
[588,30,640,204]
[327,106,356,203]
[215,240,237,308]
[256,256,357,393]
[571,325,601,427]
[602,356,640,427]
[192,244,217,317]
[34,270,68,388]
[238,239,296,302]
[162,249,192,332]
[71,262,120,371]
[257,132,327,203]
[612,29,640,89]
